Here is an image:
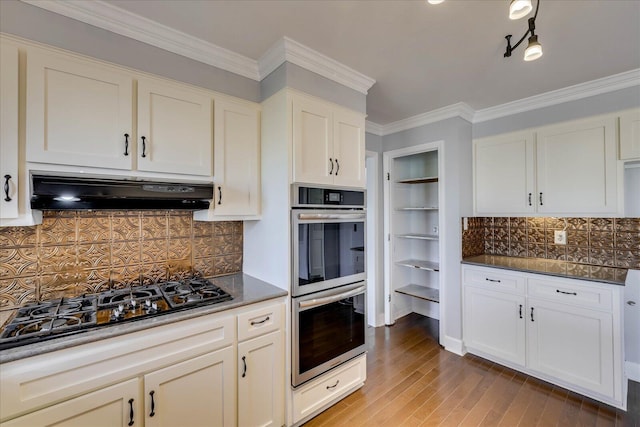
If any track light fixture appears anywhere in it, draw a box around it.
[504,0,543,61]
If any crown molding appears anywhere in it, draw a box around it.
[473,68,640,123]
[259,37,376,94]
[20,0,376,93]
[371,102,474,136]
[365,121,384,136]
[21,0,261,80]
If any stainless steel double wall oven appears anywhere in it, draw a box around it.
[291,185,367,387]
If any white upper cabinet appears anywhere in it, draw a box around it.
[473,114,622,216]
[0,41,19,221]
[619,108,640,160]
[536,116,619,215]
[473,131,535,215]
[26,48,134,170]
[333,107,366,188]
[292,93,365,188]
[212,97,260,218]
[293,95,333,186]
[137,77,212,176]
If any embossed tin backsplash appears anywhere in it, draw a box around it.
[0,211,243,312]
[462,217,640,268]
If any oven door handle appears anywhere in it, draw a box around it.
[297,213,366,221]
[298,285,366,310]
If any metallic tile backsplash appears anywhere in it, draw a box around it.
[462,217,640,269]
[0,211,243,311]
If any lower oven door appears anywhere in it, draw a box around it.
[292,281,366,387]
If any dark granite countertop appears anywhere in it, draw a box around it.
[462,255,628,286]
[0,273,288,364]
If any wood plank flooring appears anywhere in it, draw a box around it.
[303,313,639,427]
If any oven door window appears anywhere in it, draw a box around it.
[298,222,365,286]
[298,294,365,375]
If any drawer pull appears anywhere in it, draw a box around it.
[485,278,501,283]
[149,390,155,417]
[519,304,523,319]
[128,398,135,426]
[250,316,270,326]
[326,380,340,390]
[556,289,577,296]
[530,307,535,322]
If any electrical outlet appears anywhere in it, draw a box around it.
[463,217,469,231]
[554,230,567,245]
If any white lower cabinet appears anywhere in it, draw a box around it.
[236,301,285,427]
[144,348,236,427]
[462,265,625,409]
[292,354,367,425]
[0,298,286,426]
[463,287,526,367]
[1,378,141,427]
[238,331,284,427]
[526,298,615,398]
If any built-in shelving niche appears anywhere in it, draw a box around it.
[384,145,442,325]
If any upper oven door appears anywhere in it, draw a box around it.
[292,210,366,297]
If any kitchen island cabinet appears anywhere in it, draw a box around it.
[462,263,625,409]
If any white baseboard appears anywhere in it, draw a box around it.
[442,335,466,356]
[626,361,640,382]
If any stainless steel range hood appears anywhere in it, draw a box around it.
[30,173,213,210]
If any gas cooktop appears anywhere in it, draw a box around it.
[0,278,232,350]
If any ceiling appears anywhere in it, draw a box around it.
[102,1,639,124]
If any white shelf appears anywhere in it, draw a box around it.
[395,284,440,303]
[395,233,439,241]
[396,176,438,184]
[395,207,439,211]
[395,259,440,272]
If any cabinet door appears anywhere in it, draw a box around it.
[473,131,535,215]
[137,78,212,176]
[536,117,619,214]
[238,330,285,427]
[292,96,333,185]
[463,286,526,366]
[0,41,19,220]
[619,109,640,160]
[527,298,615,397]
[333,108,366,188]
[213,98,260,217]
[144,347,235,427]
[26,49,133,169]
[2,378,140,427]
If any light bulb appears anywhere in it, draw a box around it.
[427,0,445,4]
[524,35,543,61]
[509,0,533,20]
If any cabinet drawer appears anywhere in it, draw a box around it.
[237,301,283,342]
[292,354,366,424]
[463,266,525,294]
[527,278,613,311]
